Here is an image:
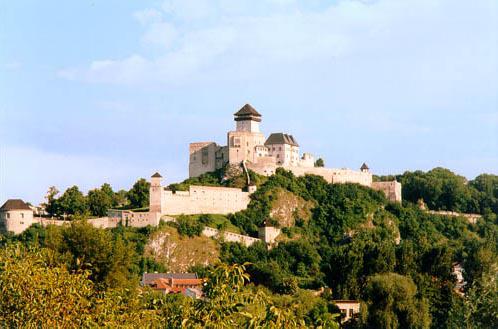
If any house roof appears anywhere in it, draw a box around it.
[151,172,162,178]
[265,133,299,147]
[360,163,369,170]
[141,272,198,285]
[0,199,31,211]
[234,103,261,117]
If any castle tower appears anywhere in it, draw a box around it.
[150,172,163,213]
[228,104,266,165]
[360,163,370,173]
[234,103,262,132]
[0,199,34,235]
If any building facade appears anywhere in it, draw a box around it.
[0,199,35,235]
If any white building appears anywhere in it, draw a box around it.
[0,199,35,235]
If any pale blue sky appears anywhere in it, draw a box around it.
[1,0,497,204]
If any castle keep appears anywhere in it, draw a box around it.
[189,104,401,202]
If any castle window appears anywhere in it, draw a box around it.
[6,213,10,219]
[21,213,24,219]
[202,148,209,165]
[232,137,241,148]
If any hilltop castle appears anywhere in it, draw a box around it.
[189,104,401,202]
[0,104,400,238]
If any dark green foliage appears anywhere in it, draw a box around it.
[3,166,497,328]
[383,168,498,216]
[168,166,266,192]
[218,167,498,328]
[127,178,150,208]
[168,170,223,191]
[176,215,204,237]
[314,158,325,167]
[88,184,115,216]
[363,273,431,329]
[57,185,89,217]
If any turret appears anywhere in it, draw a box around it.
[234,104,262,132]
[360,163,369,173]
[150,172,163,213]
[151,172,162,187]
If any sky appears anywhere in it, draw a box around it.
[1,0,497,204]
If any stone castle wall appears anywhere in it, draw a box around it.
[371,181,402,202]
[152,185,252,216]
[202,226,261,247]
[189,142,221,178]
[247,163,373,186]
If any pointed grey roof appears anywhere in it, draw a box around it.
[234,104,261,117]
[265,133,299,147]
[151,172,162,178]
[360,163,369,170]
[0,199,31,211]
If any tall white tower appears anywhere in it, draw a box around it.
[149,172,163,213]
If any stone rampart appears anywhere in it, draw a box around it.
[246,163,373,187]
[427,210,481,224]
[202,227,261,247]
[371,181,402,202]
[157,185,251,216]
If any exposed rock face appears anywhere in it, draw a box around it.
[144,227,219,272]
[269,188,315,227]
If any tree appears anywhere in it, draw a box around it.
[0,245,94,327]
[58,221,138,289]
[57,186,88,217]
[176,215,204,237]
[88,185,114,217]
[314,158,325,167]
[363,273,431,329]
[44,186,60,216]
[114,189,129,207]
[127,178,150,208]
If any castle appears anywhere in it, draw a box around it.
[0,104,400,240]
[189,104,401,202]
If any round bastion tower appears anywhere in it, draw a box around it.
[150,172,163,213]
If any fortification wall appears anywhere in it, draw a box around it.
[371,181,402,202]
[427,210,481,224]
[107,210,161,228]
[37,218,71,227]
[247,163,373,187]
[202,227,261,247]
[258,226,281,244]
[159,185,251,215]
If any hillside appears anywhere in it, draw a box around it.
[1,167,497,328]
[144,226,219,272]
